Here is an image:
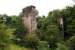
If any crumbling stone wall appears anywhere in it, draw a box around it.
[21,5,38,34]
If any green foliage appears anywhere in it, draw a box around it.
[37,5,75,50]
[24,33,40,49]
[56,43,69,50]
[25,33,39,42]
[37,11,60,49]
[66,36,75,50]
[37,41,49,50]
[8,44,31,50]
[0,24,15,50]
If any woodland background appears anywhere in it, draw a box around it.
[0,5,75,50]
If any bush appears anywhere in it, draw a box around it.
[8,44,31,50]
[37,41,49,50]
[24,33,40,49]
[0,24,15,50]
[67,36,75,50]
[56,43,69,50]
